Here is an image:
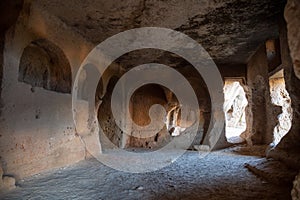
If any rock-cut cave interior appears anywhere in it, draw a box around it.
[0,0,300,199]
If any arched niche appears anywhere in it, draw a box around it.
[18,39,71,93]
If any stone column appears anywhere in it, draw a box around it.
[0,0,24,115]
[246,46,273,145]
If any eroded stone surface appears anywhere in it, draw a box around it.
[268,4,300,169]
[292,172,300,200]
[34,0,285,65]
[245,46,273,145]
[245,158,298,186]
[269,77,293,146]
[285,0,300,79]
[0,0,298,191]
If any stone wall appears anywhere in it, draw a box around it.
[292,171,300,200]
[0,0,291,180]
[0,1,94,179]
[285,0,300,79]
[268,0,300,169]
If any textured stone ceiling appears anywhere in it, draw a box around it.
[35,0,285,65]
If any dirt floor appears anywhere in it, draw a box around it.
[0,148,292,200]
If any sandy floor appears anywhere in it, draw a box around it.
[0,150,291,200]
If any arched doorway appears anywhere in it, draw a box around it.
[223,79,248,143]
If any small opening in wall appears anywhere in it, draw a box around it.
[223,79,248,143]
[166,106,186,137]
[266,38,281,71]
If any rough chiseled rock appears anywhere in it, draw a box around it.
[268,0,300,170]
[292,172,300,200]
[0,166,16,192]
[245,158,298,186]
[269,77,293,146]
[0,0,297,187]
[285,0,300,79]
[34,0,285,65]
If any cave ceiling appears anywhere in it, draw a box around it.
[35,0,285,67]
